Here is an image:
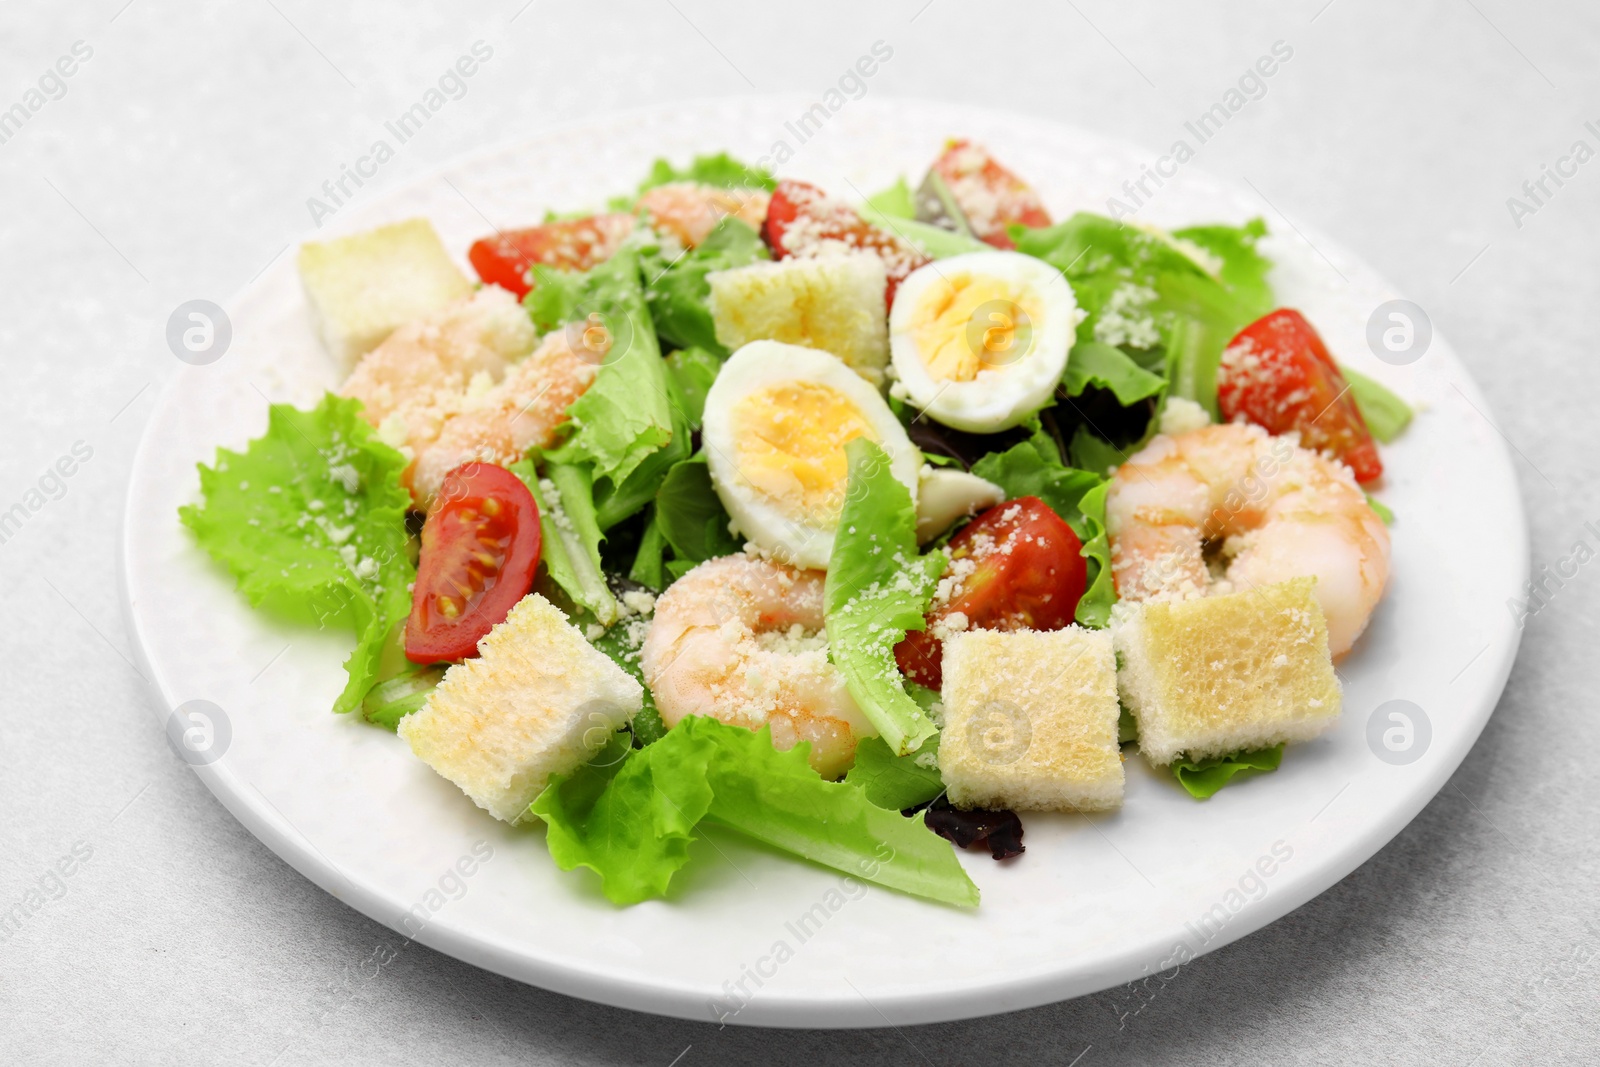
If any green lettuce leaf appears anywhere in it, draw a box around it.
[858,204,989,259]
[1069,423,1128,478]
[1171,219,1274,320]
[1016,213,1268,419]
[1340,364,1413,443]
[845,735,945,811]
[863,176,916,219]
[531,716,978,906]
[654,454,741,574]
[629,152,777,197]
[179,394,414,715]
[532,247,692,531]
[1172,744,1284,799]
[644,219,768,356]
[1063,340,1167,404]
[824,440,946,756]
[665,346,724,431]
[627,511,670,590]
[969,433,1116,627]
[510,457,616,625]
[1366,493,1395,525]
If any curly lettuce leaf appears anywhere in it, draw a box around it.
[532,716,977,906]
[845,735,945,811]
[970,433,1116,628]
[629,152,777,197]
[644,219,768,356]
[1063,340,1167,405]
[1172,744,1284,799]
[532,247,691,531]
[1340,364,1413,443]
[179,394,414,715]
[824,440,946,756]
[1016,213,1268,419]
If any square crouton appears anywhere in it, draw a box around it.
[297,218,474,372]
[1114,577,1342,766]
[708,253,889,382]
[398,594,642,822]
[938,627,1123,812]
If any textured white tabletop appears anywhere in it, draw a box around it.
[2,1,1595,1063]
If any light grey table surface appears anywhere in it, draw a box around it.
[2,1,1595,1063]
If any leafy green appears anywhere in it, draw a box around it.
[644,219,768,356]
[1063,340,1167,405]
[531,716,978,906]
[586,619,667,747]
[845,735,945,811]
[654,454,741,575]
[628,511,669,589]
[969,432,1116,627]
[663,346,724,430]
[1015,213,1269,419]
[362,664,445,731]
[1340,364,1413,443]
[863,176,915,219]
[531,247,691,531]
[511,458,616,626]
[1069,423,1128,478]
[1366,493,1395,525]
[180,394,415,715]
[858,203,988,259]
[1172,745,1285,799]
[824,440,946,756]
[1171,219,1274,320]
[627,152,777,199]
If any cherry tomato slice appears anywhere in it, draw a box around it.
[762,178,930,310]
[467,213,635,300]
[894,496,1086,690]
[405,463,541,664]
[1218,308,1383,482]
[930,139,1053,249]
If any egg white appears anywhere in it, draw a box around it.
[701,340,921,569]
[889,251,1081,433]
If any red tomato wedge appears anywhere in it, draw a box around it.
[1218,308,1384,483]
[930,138,1053,249]
[894,497,1086,690]
[762,179,930,310]
[467,214,635,300]
[405,463,542,664]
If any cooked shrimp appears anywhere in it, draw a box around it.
[340,286,599,508]
[408,328,598,504]
[1106,422,1389,655]
[639,554,875,777]
[638,182,771,248]
[341,286,534,429]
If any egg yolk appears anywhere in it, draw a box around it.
[909,273,1042,382]
[731,381,878,525]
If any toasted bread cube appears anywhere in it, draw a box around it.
[1114,577,1342,766]
[298,218,474,372]
[938,627,1123,812]
[708,253,889,382]
[398,594,642,822]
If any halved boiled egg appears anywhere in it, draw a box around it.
[702,340,921,569]
[889,250,1082,433]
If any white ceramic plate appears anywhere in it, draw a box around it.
[120,97,1527,1028]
